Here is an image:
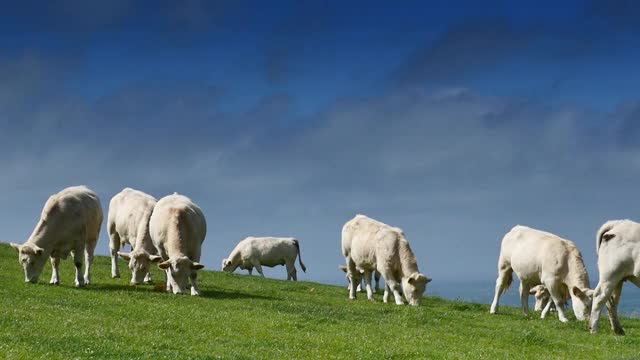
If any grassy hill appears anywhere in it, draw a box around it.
[0,243,638,359]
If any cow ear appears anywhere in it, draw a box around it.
[191,262,205,270]
[426,277,432,284]
[529,288,537,295]
[603,233,615,241]
[117,252,131,261]
[10,243,21,252]
[32,245,44,255]
[339,265,348,273]
[572,286,587,299]
[158,260,172,270]
[149,255,162,263]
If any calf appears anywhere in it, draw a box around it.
[342,214,431,306]
[222,237,306,281]
[490,225,593,322]
[108,188,162,284]
[11,186,102,287]
[150,193,206,295]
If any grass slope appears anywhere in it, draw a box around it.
[0,243,638,359]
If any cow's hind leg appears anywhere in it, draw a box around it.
[374,271,381,293]
[519,282,531,316]
[607,280,625,335]
[50,257,60,285]
[72,247,86,288]
[84,237,98,285]
[590,278,621,333]
[490,261,512,314]
[346,257,360,300]
[285,259,297,281]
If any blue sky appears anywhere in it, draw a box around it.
[2,0,640,290]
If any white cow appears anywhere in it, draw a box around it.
[490,225,593,322]
[339,265,381,293]
[341,214,431,306]
[590,220,640,335]
[222,237,306,281]
[11,186,103,287]
[149,193,206,295]
[108,188,162,284]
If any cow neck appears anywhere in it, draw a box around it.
[399,238,420,277]
[565,248,591,290]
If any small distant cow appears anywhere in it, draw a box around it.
[150,193,206,295]
[222,237,306,281]
[339,265,381,293]
[342,214,431,306]
[590,220,640,335]
[490,225,593,322]
[11,186,103,287]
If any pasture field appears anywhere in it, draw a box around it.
[0,243,638,359]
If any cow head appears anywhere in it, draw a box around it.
[571,287,594,321]
[11,243,47,284]
[529,285,550,311]
[402,272,431,306]
[158,256,204,294]
[118,250,162,285]
[221,258,236,272]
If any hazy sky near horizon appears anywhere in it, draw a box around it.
[2,0,640,289]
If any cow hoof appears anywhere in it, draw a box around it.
[559,318,569,323]
[112,274,120,279]
[191,290,200,296]
[144,280,154,285]
[50,280,60,285]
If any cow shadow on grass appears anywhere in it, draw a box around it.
[78,283,278,301]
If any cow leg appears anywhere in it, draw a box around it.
[590,279,619,333]
[84,238,97,285]
[73,248,85,287]
[165,269,173,293]
[190,272,200,296]
[248,267,253,275]
[490,263,512,314]
[374,271,381,293]
[363,271,374,301]
[109,228,121,278]
[388,280,404,305]
[346,257,359,300]
[519,282,531,316]
[252,261,265,277]
[545,281,569,323]
[49,257,60,285]
[540,297,553,319]
[285,260,297,281]
[144,272,153,284]
[607,281,625,335]
[383,284,391,303]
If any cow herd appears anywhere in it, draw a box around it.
[8,185,640,335]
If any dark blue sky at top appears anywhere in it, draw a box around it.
[2,0,640,291]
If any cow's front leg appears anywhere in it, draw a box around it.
[363,271,374,301]
[50,257,60,285]
[383,284,391,303]
[144,272,153,284]
[519,282,531,316]
[190,272,200,296]
[251,260,265,277]
[546,281,569,323]
[165,269,173,293]
[541,297,553,319]
[386,279,404,305]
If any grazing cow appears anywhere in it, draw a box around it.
[341,214,431,306]
[11,186,103,287]
[490,225,593,322]
[222,237,306,281]
[149,193,206,295]
[339,265,381,293]
[108,188,162,284]
[590,220,640,335]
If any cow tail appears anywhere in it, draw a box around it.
[597,220,620,253]
[293,239,307,272]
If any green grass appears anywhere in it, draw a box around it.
[0,243,638,360]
